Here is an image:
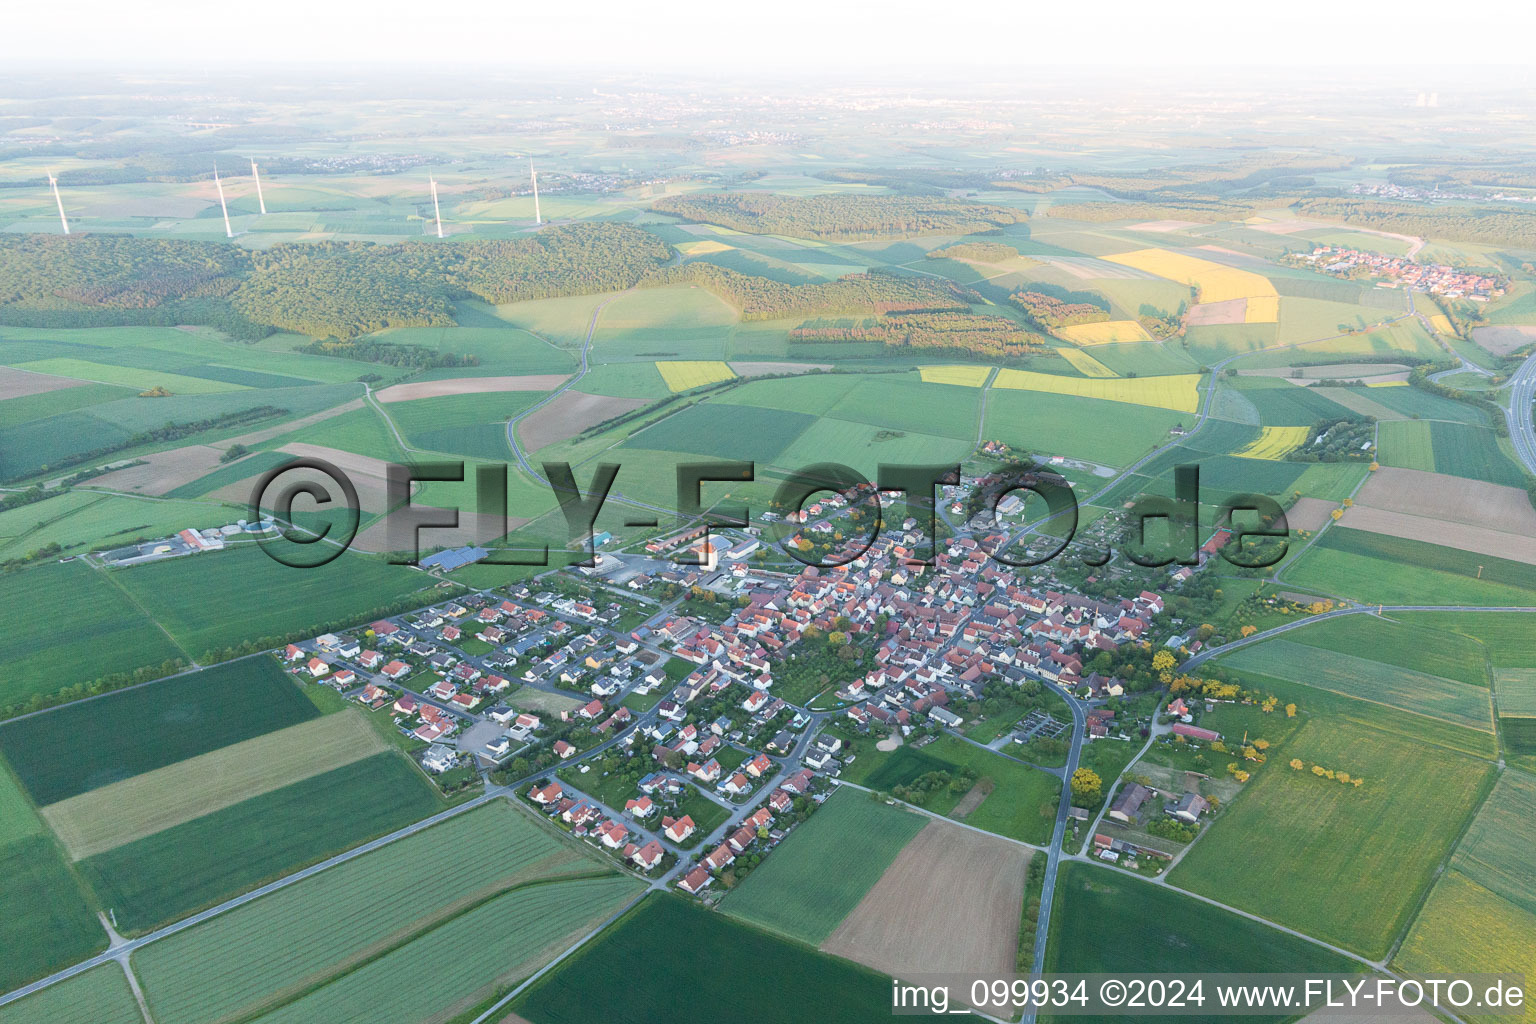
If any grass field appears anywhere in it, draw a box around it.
[0,834,105,994]
[41,711,387,860]
[110,545,438,659]
[1276,613,1492,686]
[79,752,443,934]
[1391,612,1536,668]
[1056,349,1117,377]
[249,872,641,1024]
[623,401,815,463]
[12,358,248,395]
[992,369,1202,413]
[1494,669,1536,717]
[1043,862,1360,1024]
[1233,425,1309,460]
[1380,420,1523,485]
[1395,772,1536,1024]
[1286,528,1536,606]
[721,788,926,944]
[0,964,144,1024]
[1105,248,1277,304]
[0,657,316,806]
[0,559,185,713]
[1171,716,1494,958]
[918,364,991,387]
[984,390,1189,467]
[136,801,610,1024]
[656,360,736,392]
[1057,320,1153,345]
[1220,640,1493,733]
[848,735,1060,844]
[513,894,897,1024]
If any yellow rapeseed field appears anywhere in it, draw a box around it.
[1366,380,1409,388]
[1234,426,1309,461]
[1057,320,1154,345]
[1105,248,1278,305]
[918,365,992,387]
[657,361,737,392]
[1244,295,1281,323]
[1429,314,1456,335]
[1056,349,1118,378]
[992,369,1201,413]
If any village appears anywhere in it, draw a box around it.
[270,474,1243,899]
[1289,244,1506,300]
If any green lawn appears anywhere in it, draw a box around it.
[0,657,316,806]
[1171,716,1495,958]
[721,787,926,943]
[1044,862,1362,1024]
[513,894,897,1024]
[79,752,444,934]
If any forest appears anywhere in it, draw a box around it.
[652,192,1027,240]
[660,263,969,320]
[788,310,1047,360]
[1009,290,1110,330]
[926,241,1028,263]
[1294,198,1536,249]
[0,222,673,340]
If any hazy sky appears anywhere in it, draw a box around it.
[3,0,1534,70]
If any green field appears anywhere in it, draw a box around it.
[0,964,144,1024]
[138,803,617,1024]
[1172,716,1494,958]
[721,788,926,944]
[624,401,816,464]
[1390,612,1536,668]
[79,752,443,933]
[513,894,896,1024]
[1379,420,1523,485]
[1274,612,1492,686]
[250,872,641,1024]
[1286,528,1536,606]
[0,559,186,714]
[384,391,545,461]
[1395,772,1536,1024]
[1494,669,1536,717]
[109,545,440,659]
[0,835,106,993]
[849,736,1060,844]
[1220,639,1493,732]
[0,657,316,806]
[984,389,1189,468]
[1044,862,1361,1024]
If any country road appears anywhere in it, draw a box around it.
[1503,350,1536,476]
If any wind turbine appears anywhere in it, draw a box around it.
[47,171,70,234]
[530,158,542,225]
[250,158,267,215]
[213,165,234,238]
[429,176,444,238]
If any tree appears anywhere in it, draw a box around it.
[1070,768,1102,805]
[1240,624,1257,638]
[1285,703,1297,718]
[1290,758,1305,770]
[1152,650,1177,674]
